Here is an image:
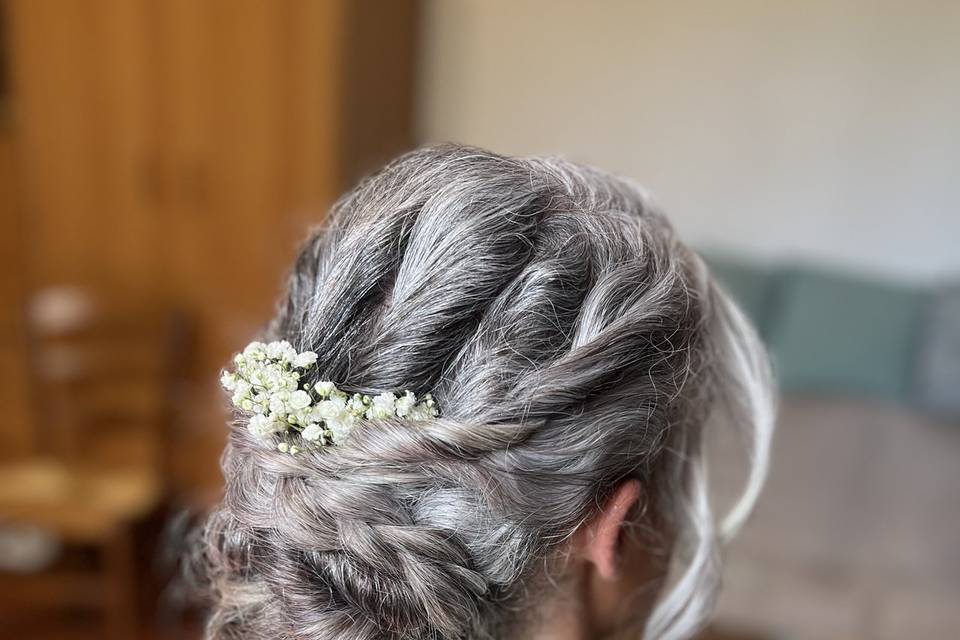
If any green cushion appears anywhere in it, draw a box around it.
[913,285,960,416]
[700,251,780,340]
[766,267,929,400]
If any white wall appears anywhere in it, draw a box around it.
[417,0,960,283]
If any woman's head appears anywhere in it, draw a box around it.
[199,145,775,639]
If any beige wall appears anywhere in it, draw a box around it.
[418,0,960,282]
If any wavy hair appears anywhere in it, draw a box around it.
[197,144,775,639]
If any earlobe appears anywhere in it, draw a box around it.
[584,479,643,581]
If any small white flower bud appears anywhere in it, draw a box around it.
[314,380,336,397]
[301,423,324,442]
[220,371,237,391]
[288,390,312,411]
[293,351,318,368]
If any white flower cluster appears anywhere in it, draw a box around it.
[220,340,438,453]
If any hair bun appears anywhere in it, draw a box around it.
[205,442,494,640]
[198,144,775,640]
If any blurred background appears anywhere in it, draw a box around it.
[0,1,957,639]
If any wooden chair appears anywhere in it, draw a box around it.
[0,286,189,639]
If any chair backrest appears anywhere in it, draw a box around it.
[24,286,189,477]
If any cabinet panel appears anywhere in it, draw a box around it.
[0,136,31,459]
[8,0,158,291]
[5,0,417,493]
[152,0,350,491]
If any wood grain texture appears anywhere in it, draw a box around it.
[4,0,418,493]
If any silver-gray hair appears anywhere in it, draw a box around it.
[198,144,775,639]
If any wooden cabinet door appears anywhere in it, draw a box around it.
[5,0,159,458]
[8,0,160,291]
[154,0,345,358]
[0,136,32,459]
[5,0,417,491]
[152,0,350,491]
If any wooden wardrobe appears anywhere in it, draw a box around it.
[1,0,419,495]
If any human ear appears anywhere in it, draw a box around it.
[582,479,643,580]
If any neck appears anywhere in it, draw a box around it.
[522,564,595,640]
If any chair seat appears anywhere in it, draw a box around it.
[0,459,162,542]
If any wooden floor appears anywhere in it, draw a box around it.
[711,395,960,640]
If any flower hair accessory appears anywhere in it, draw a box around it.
[220,340,438,453]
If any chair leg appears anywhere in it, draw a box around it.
[103,524,138,640]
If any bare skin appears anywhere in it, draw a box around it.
[526,480,670,639]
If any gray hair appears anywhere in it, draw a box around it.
[198,145,775,639]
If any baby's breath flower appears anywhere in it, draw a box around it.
[366,392,397,420]
[243,341,266,361]
[249,413,282,439]
[223,340,439,451]
[220,371,238,391]
[231,379,252,407]
[394,390,417,417]
[268,392,287,417]
[288,390,312,411]
[312,396,347,422]
[347,393,368,416]
[314,380,336,397]
[407,402,438,421]
[266,340,296,362]
[327,412,356,445]
[301,423,324,443]
[293,351,318,368]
